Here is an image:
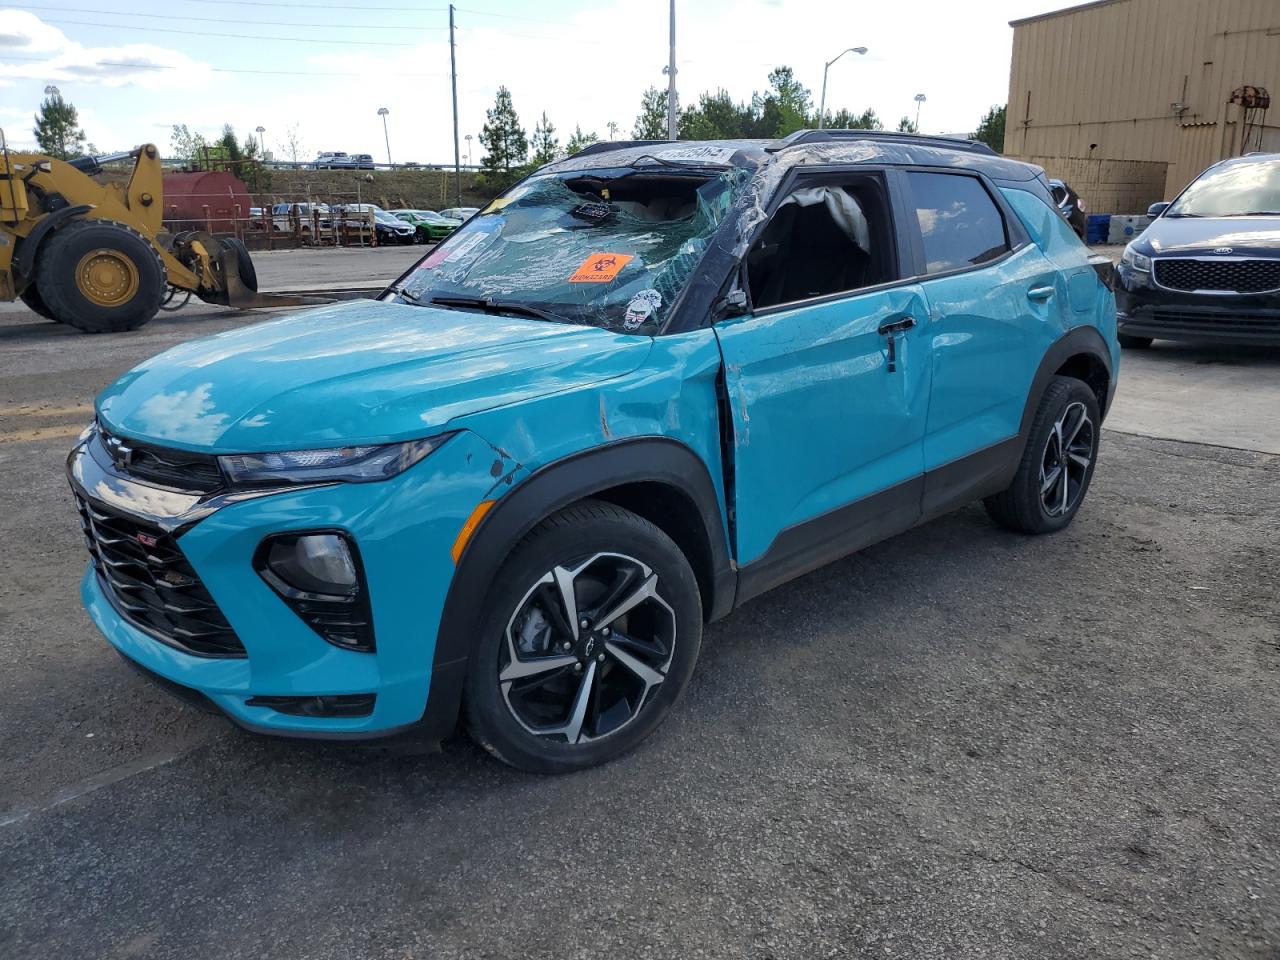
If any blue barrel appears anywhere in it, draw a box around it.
[1086,214,1111,245]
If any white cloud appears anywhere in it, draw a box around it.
[0,10,212,90]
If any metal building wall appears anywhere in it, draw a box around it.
[1005,0,1280,209]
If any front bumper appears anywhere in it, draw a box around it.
[1116,265,1280,345]
[69,426,523,739]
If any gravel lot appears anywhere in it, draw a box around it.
[1,268,1278,959]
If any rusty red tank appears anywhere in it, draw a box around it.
[161,170,252,233]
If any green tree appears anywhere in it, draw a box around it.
[753,66,812,138]
[33,91,86,159]
[564,125,599,156]
[896,115,918,133]
[633,86,670,140]
[679,89,753,140]
[972,104,1007,153]
[826,107,880,130]
[170,124,207,166]
[530,111,559,166]
[479,86,528,192]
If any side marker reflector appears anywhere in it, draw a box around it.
[451,500,495,563]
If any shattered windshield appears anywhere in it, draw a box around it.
[396,166,748,333]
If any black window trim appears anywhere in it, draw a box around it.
[893,165,1031,286]
[724,163,920,320]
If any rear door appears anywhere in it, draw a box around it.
[901,170,1067,479]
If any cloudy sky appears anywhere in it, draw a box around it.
[1,0,1080,163]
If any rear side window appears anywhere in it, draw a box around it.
[906,172,1009,275]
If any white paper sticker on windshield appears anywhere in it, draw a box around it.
[654,145,736,165]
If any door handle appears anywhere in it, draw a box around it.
[878,315,917,335]
[1027,286,1056,302]
[878,315,917,373]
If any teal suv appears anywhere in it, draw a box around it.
[70,132,1118,772]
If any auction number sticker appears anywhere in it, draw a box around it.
[568,253,634,283]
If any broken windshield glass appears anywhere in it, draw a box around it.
[397,167,749,333]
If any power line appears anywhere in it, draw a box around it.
[0,53,448,78]
[6,3,440,30]
[37,17,418,45]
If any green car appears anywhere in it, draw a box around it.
[390,209,462,243]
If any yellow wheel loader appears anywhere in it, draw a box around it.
[1,131,302,334]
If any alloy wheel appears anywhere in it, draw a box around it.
[500,552,676,745]
[1039,401,1094,517]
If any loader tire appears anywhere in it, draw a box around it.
[18,285,59,322]
[220,237,258,292]
[36,219,166,334]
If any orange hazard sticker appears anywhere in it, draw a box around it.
[569,253,634,283]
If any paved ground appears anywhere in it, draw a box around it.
[1,262,1279,958]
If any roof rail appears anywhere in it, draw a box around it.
[767,129,997,156]
[570,139,675,158]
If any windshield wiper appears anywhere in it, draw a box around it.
[427,295,571,324]
[390,285,426,305]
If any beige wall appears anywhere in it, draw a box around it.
[1021,155,1168,212]
[1005,0,1280,209]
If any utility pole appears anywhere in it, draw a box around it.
[666,0,678,140]
[449,3,461,206]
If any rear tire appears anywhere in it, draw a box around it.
[464,500,703,774]
[984,376,1101,535]
[1118,333,1153,349]
[36,219,166,333]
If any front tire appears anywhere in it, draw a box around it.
[18,285,58,322]
[464,501,703,774]
[984,376,1101,534]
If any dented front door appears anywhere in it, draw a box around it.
[714,284,932,566]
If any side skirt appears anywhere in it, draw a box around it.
[733,436,1023,608]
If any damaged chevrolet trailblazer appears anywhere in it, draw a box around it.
[70,132,1118,773]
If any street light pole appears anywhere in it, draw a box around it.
[817,46,868,130]
[377,107,391,166]
[914,93,927,132]
[465,134,473,166]
[666,0,678,139]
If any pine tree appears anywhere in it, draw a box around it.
[479,87,528,183]
[564,125,599,156]
[531,111,559,166]
[760,67,812,138]
[972,104,1007,154]
[897,116,918,133]
[633,87,669,140]
[33,91,86,159]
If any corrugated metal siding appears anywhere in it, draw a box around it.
[1005,0,1280,209]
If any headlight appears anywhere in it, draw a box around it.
[1120,245,1151,272]
[219,434,450,487]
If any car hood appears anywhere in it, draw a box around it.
[1137,217,1280,257]
[96,300,651,453]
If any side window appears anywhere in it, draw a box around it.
[747,174,898,310]
[906,172,1010,275]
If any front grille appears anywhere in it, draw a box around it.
[1147,309,1280,336]
[1154,257,1280,294]
[98,425,224,494]
[76,496,246,658]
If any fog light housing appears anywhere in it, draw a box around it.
[254,531,375,652]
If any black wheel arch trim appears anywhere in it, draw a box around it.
[416,435,735,742]
[1022,324,1114,433]
[14,204,94,283]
